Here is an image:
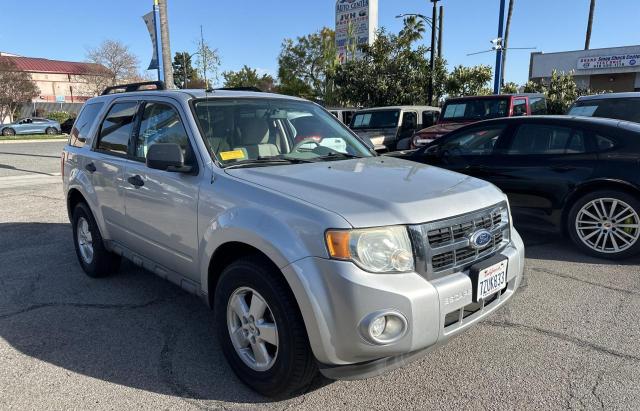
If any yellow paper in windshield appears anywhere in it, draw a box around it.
[219,150,246,161]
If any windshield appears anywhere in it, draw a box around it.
[441,98,509,122]
[351,110,400,129]
[568,98,640,123]
[193,98,373,167]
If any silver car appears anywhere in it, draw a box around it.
[0,117,61,136]
[62,86,525,397]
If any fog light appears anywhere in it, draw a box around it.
[370,316,387,338]
[360,311,408,345]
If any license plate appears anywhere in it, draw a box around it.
[474,259,508,301]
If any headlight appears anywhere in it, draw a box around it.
[325,226,415,273]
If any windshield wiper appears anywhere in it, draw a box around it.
[313,152,362,161]
[224,156,313,169]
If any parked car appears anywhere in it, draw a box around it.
[350,105,440,152]
[0,117,61,136]
[394,115,640,259]
[568,92,640,123]
[328,108,356,125]
[410,94,547,148]
[62,83,524,397]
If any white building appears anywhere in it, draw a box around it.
[529,45,640,92]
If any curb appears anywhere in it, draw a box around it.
[0,138,67,144]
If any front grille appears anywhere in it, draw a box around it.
[416,203,510,278]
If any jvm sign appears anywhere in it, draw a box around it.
[577,54,640,70]
[335,0,378,63]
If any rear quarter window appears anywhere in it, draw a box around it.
[69,102,105,148]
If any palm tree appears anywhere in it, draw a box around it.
[585,0,596,50]
[501,0,515,87]
[399,16,426,46]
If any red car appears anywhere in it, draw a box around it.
[411,93,547,148]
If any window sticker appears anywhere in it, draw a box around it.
[219,149,246,161]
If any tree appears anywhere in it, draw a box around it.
[222,66,276,92]
[585,0,596,49]
[501,0,515,86]
[277,28,336,102]
[172,51,203,89]
[501,81,519,94]
[333,26,447,107]
[85,40,140,93]
[0,59,39,123]
[445,65,493,97]
[523,70,595,114]
[194,37,221,88]
[399,15,426,46]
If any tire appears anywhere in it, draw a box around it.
[2,128,15,136]
[214,256,317,397]
[45,127,57,135]
[567,190,640,259]
[72,202,121,277]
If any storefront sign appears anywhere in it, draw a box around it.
[577,54,640,70]
[335,0,378,64]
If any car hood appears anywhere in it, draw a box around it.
[225,156,505,227]
[416,122,468,136]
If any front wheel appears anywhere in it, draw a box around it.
[214,256,317,397]
[2,128,15,136]
[567,190,640,259]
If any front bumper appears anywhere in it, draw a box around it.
[281,228,525,380]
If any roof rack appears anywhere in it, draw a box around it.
[211,86,263,93]
[101,81,166,95]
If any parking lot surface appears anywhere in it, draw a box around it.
[1,141,639,410]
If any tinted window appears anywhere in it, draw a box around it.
[351,110,400,129]
[422,110,438,127]
[98,102,138,155]
[343,111,354,125]
[507,124,585,155]
[135,103,190,161]
[402,112,417,129]
[568,98,640,123]
[70,102,104,148]
[436,125,505,156]
[529,97,547,115]
[596,134,616,151]
[442,98,509,121]
[512,99,527,116]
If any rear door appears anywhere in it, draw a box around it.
[90,100,139,242]
[122,98,201,280]
[487,122,598,227]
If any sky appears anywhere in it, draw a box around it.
[1,0,638,86]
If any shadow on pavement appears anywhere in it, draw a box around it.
[0,222,329,405]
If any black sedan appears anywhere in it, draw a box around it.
[396,116,640,259]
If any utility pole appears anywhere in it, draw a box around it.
[200,25,208,88]
[585,0,596,50]
[493,0,506,94]
[428,0,439,106]
[157,0,174,88]
[437,5,443,59]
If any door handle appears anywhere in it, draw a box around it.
[85,162,96,173]
[127,175,145,188]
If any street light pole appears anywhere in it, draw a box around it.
[428,0,439,105]
[493,0,506,94]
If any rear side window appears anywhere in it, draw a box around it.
[97,102,138,155]
[512,99,527,116]
[507,124,586,155]
[529,97,547,115]
[70,102,104,148]
[569,98,640,123]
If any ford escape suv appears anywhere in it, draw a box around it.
[62,82,525,397]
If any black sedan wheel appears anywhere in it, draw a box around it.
[568,190,640,259]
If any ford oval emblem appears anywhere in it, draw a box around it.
[470,229,493,249]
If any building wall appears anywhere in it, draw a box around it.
[30,72,95,103]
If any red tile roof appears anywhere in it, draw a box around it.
[0,56,108,76]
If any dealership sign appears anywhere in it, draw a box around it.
[335,0,378,63]
[577,54,640,70]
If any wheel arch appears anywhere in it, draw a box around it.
[67,188,88,221]
[561,179,640,234]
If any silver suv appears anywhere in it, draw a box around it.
[62,84,525,397]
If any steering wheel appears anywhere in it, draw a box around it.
[291,137,321,153]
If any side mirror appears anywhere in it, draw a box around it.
[146,143,192,173]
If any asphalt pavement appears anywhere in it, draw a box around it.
[1,141,639,410]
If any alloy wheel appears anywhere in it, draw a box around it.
[575,197,640,254]
[76,217,94,263]
[226,287,279,372]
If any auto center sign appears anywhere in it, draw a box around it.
[577,54,640,70]
[335,0,378,63]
